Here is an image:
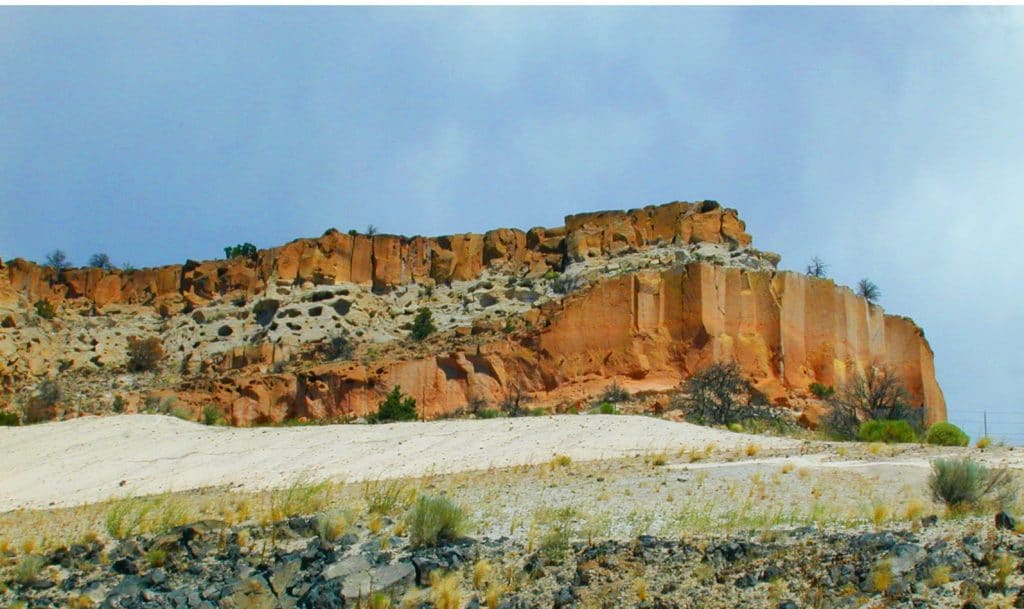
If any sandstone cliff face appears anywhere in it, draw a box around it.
[201,263,944,427]
[3,201,750,310]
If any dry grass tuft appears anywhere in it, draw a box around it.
[927,564,951,587]
[473,558,493,590]
[431,571,464,609]
[870,560,892,593]
[550,454,572,468]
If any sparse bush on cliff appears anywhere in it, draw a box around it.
[87,253,114,270]
[925,422,969,447]
[823,367,920,440]
[809,382,834,399]
[409,307,436,341]
[857,278,881,303]
[34,299,55,320]
[324,332,353,360]
[599,380,630,404]
[44,249,71,271]
[223,242,257,261]
[22,379,60,423]
[127,336,164,372]
[371,386,418,423]
[805,257,829,278]
[500,385,533,417]
[551,273,582,295]
[407,494,468,547]
[857,419,918,444]
[928,457,1016,513]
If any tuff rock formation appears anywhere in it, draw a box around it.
[0,200,945,426]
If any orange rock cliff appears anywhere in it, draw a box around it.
[0,200,946,426]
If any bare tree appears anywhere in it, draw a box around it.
[680,361,751,426]
[805,256,829,278]
[44,249,71,271]
[366,224,379,236]
[824,366,917,439]
[88,253,114,270]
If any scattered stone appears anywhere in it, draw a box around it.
[996,511,1016,531]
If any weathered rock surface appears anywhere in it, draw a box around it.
[3,201,750,308]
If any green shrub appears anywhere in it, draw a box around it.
[372,386,418,423]
[169,406,192,421]
[929,457,1016,512]
[409,308,436,341]
[476,408,501,419]
[145,548,167,568]
[809,382,835,399]
[34,299,56,320]
[202,404,225,426]
[598,402,618,415]
[0,411,19,426]
[224,242,257,260]
[407,495,468,547]
[858,420,917,444]
[551,274,581,295]
[925,422,969,447]
[536,506,577,564]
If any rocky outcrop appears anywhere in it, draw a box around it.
[0,199,946,428]
[2,201,750,309]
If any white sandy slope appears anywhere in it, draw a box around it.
[0,414,799,512]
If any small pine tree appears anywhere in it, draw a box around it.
[410,308,436,341]
[374,386,418,423]
[857,279,881,303]
[224,243,258,260]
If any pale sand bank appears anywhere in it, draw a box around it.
[0,414,799,511]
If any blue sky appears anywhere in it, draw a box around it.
[1,7,1022,440]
